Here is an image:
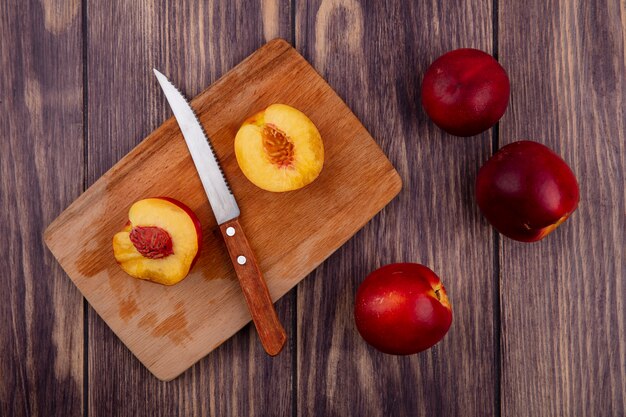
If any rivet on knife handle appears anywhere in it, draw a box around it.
[219,218,287,356]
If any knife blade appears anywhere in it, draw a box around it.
[153,69,286,356]
[153,69,239,225]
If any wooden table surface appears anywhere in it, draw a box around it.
[1,0,624,416]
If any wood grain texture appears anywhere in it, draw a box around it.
[219,218,287,356]
[499,0,626,415]
[0,0,83,416]
[84,1,294,415]
[295,1,498,416]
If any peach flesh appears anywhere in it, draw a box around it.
[234,104,324,192]
[112,198,202,285]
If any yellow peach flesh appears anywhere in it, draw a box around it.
[533,213,571,240]
[112,198,199,285]
[235,104,324,192]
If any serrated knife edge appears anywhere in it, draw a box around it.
[153,68,240,224]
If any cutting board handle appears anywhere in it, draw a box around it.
[219,218,287,356]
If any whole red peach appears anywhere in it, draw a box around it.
[421,48,510,136]
[354,263,452,355]
[476,140,580,242]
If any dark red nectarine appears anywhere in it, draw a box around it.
[354,263,452,355]
[476,140,579,242]
[421,48,510,136]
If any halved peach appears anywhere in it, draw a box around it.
[234,104,324,192]
[112,197,202,285]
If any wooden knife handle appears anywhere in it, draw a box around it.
[219,218,287,356]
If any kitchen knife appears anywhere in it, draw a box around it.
[153,69,287,356]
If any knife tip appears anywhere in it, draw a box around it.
[152,68,165,79]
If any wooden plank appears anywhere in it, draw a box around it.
[86,1,294,415]
[46,38,401,380]
[295,1,498,415]
[0,0,84,416]
[499,0,626,415]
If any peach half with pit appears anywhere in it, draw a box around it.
[234,104,324,192]
[112,197,202,285]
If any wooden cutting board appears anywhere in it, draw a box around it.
[44,39,402,381]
